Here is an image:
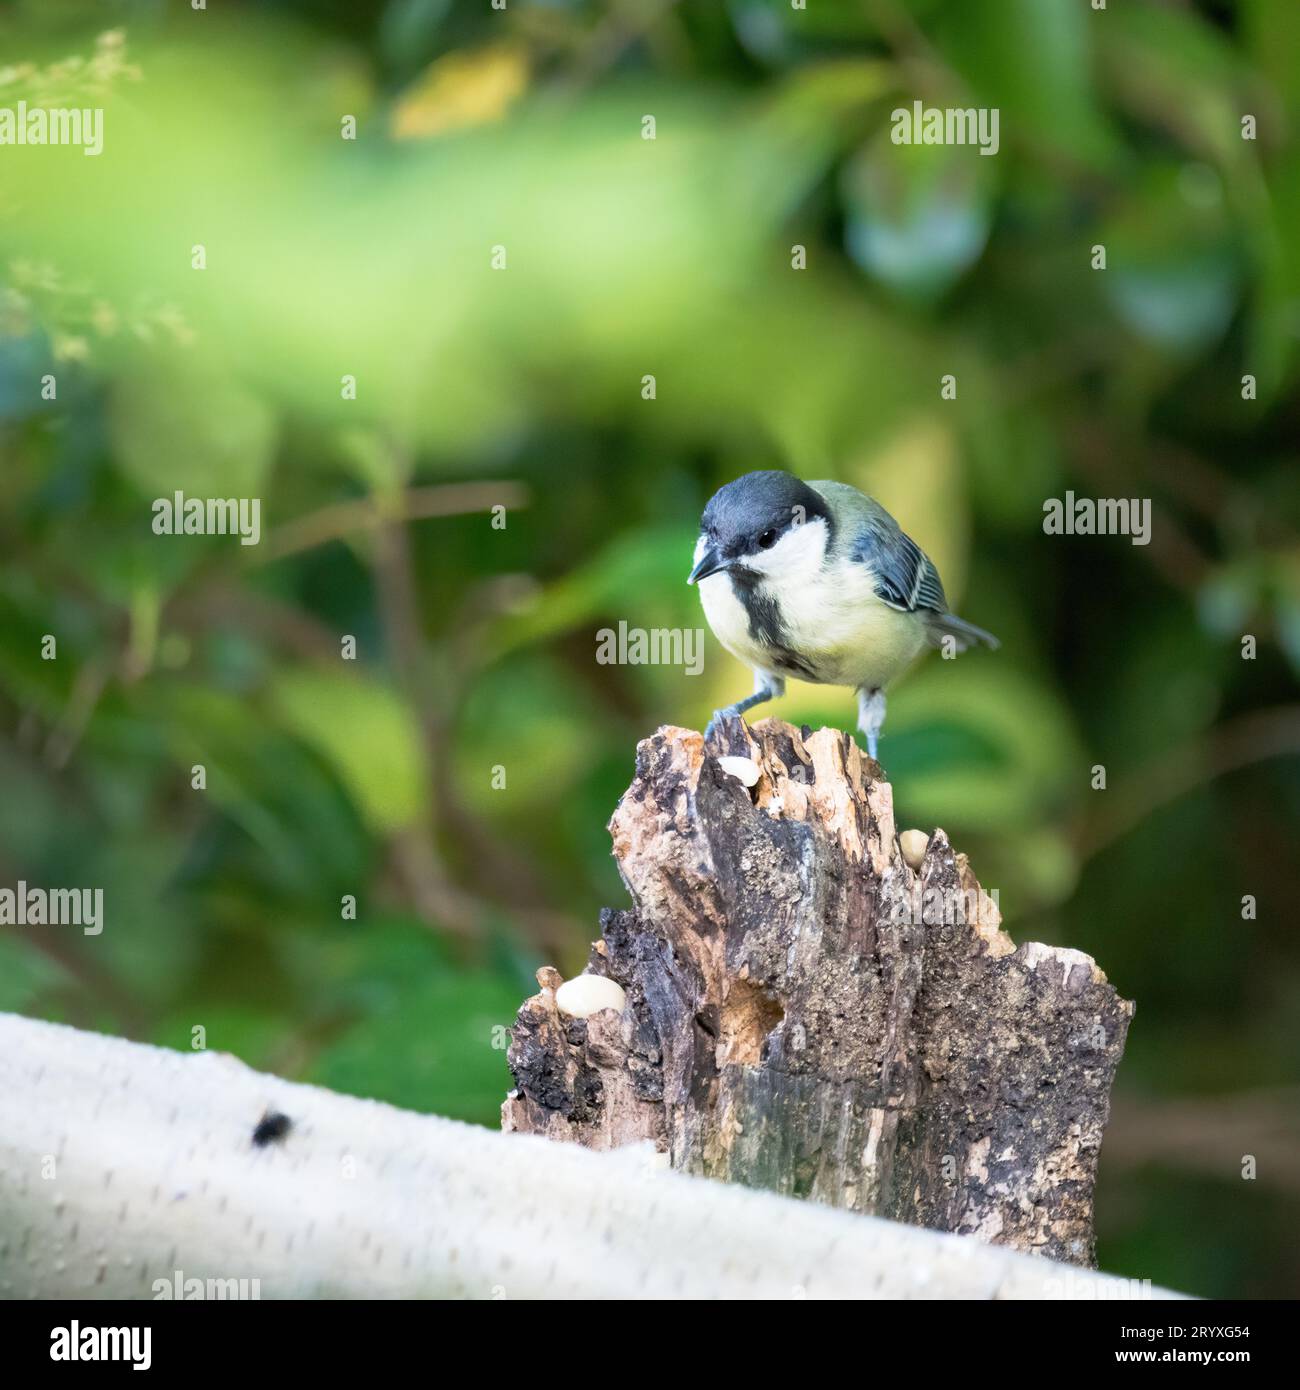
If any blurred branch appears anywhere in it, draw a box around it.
[368,471,476,940]
[1070,420,1214,592]
[0,923,142,1036]
[253,481,530,568]
[43,655,111,771]
[1076,704,1300,860]
[0,829,145,1034]
[1106,1087,1300,1197]
[862,0,955,97]
[367,474,574,953]
[551,0,683,95]
[167,583,342,665]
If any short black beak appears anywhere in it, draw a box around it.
[687,547,727,585]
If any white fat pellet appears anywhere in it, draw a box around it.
[717,756,761,787]
[555,975,627,1019]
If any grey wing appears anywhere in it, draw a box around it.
[848,503,999,651]
[850,512,948,614]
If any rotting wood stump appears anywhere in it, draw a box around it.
[503,718,1133,1267]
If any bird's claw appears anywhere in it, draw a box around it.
[704,706,739,744]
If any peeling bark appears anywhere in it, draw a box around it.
[504,719,1134,1268]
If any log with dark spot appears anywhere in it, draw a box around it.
[503,719,1133,1267]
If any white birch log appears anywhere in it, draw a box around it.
[0,1013,1180,1299]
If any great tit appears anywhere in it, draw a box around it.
[687,470,998,760]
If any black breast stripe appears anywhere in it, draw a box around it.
[727,568,818,680]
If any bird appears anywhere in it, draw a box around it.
[687,470,998,761]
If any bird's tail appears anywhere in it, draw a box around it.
[926,612,1000,652]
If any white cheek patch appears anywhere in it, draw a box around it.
[745,517,828,578]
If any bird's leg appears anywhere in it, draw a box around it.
[705,672,785,742]
[857,687,887,763]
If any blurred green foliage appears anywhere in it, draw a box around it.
[1,0,1298,1296]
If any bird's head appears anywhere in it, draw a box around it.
[688,470,831,586]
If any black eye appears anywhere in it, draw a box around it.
[758,528,779,549]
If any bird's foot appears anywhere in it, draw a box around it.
[704,705,744,744]
[705,678,782,750]
[856,688,886,768]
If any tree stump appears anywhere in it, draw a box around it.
[503,719,1133,1267]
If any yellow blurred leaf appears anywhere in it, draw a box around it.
[391,45,528,141]
[848,417,968,600]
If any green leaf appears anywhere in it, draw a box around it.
[271,671,427,834]
[108,359,277,501]
[309,931,522,1125]
[0,936,70,1013]
[934,0,1118,169]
